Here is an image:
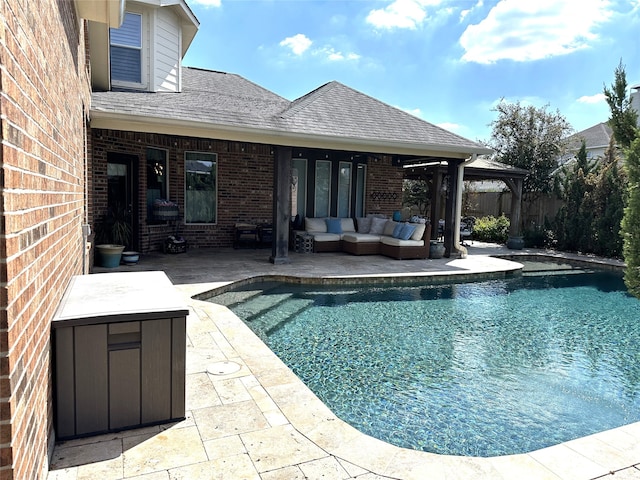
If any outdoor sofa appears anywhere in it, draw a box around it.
[299,216,432,259]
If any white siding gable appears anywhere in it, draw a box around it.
[153,8,181,92]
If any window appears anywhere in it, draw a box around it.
[146,148,167,221]
[291,159,307,219]
[355,164,367,217]
[110,12,142,85]
[337,162,351,218]
[314,160,331,217]
[185,152,217,224]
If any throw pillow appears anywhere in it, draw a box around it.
[356,217,372,233]
[410,223,426,241]
[383,220,398,237]
[392,222,404,238]
[325,218,343,234]
[369,216,387,235]
[400,223,417,240]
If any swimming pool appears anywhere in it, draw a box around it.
[208,264,640,457]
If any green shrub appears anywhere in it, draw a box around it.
[473,215,510,244]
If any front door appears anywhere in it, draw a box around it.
[107,152,138,250]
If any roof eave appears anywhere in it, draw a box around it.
[90,110,492,158]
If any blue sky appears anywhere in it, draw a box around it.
[183,0,640,143]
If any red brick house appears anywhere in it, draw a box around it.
[0,0,490,477]
[88,1,491,264]
[0,1,108,478]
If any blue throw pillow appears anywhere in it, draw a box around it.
[326,218,343,234]
[400,223,417,240]
[392,222,404,238]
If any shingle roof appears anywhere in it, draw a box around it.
[91,67,489,157]
[565,122,613,151]
[277,81,483,150]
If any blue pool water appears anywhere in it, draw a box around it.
[211,268,640,457]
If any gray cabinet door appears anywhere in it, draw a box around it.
[75,324,108,435]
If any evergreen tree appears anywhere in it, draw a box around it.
[585,137,626,258]
[622,137,640,296]
[554,141,595,252]
[604,61,640,296]
[604,61,638,149]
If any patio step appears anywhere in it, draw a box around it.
[231,292,295,322]
[205,281,283,308]
[248,297,314,339]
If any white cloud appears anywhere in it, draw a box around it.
[396,106,424,118]
[366,0,441,30]
[280,34,313,56]
[437,122,462,132]
[460,0,612,64]
[577,93,606,104]
[189,0,221,7]
[320,47,361,61]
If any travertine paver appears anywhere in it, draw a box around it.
[241,424,327,472]
[122,426,207,477]
[47,246,635,480]
[298,456,351,479]
[192,400,270,441]
[168,454,260,480]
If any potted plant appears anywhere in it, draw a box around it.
[94,204,132,267]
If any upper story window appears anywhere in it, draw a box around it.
[110,12,142,86]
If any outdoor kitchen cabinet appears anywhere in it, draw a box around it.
[52,271,189,440]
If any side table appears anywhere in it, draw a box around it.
[294,231,314,253]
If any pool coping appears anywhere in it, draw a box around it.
[187,252,640,480]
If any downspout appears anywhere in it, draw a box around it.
[452,154,477,257]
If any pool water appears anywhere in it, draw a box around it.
[210,268,640,457]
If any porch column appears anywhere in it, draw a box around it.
[505,177,524,250]
[429,171,443,240]
[443,159,465,258]
[270,146,292,264]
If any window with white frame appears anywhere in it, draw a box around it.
[314,160,331,217]
[185,152,217,224]
[110,12,142,85]
[337,162,352,218]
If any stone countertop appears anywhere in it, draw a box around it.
[52,271,189,328]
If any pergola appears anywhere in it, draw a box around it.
[403,156,528,257]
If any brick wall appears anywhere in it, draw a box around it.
[91,130,274,252]
[0,1,90,478]
[366,155,404,216]
[91,130,405,255]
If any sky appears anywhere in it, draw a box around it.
[182,0,640,143]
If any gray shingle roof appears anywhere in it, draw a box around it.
[91,67,489,156]
[565,122,613,150]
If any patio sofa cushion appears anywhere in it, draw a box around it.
[399,223,417,240]
[369,216,387,235]
[383,220,399,237]
[342,233,382,243]
[392,222,404,238]
[326,218,343,234]
[312,232,342,242]
[356,217,372,233]
[410,223,426,241]
[305,217,327,233]
[340,218,356,233]
[380,236,424,247]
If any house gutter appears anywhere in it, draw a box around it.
[89,110,492,159]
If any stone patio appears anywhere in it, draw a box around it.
[47,244,640,480]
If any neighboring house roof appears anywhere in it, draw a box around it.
[565,122,613,152]
[91,67,491,159]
